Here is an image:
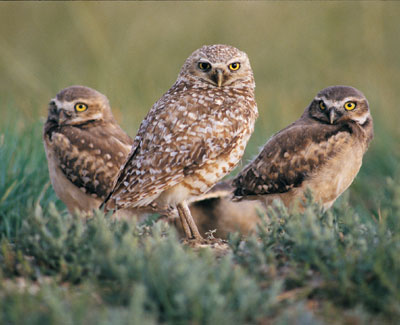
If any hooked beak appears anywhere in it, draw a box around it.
[214,69,223,87]
[329,109,336,124]
[58,109,72,125]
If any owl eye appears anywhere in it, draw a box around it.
[344,101,356,111]
[228,62,240,71]
[319,101,326,110]
[198,62,211,71]
[75,103,88,112]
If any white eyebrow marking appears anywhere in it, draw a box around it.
[315,96,362,108]
[315,98,336,107]
[52,98,86,112]
[52,98,65,108]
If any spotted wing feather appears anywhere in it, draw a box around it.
[233,121,354,197]
[46,123,132,199]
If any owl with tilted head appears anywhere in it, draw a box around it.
[104,44,258,241]
[43,86,135,216]
[233,85,373,210]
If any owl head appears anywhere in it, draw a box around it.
[178,44,255,89]
[306,86,371,126]
[47,85,115,127]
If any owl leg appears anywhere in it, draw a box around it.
[179,212,192,238]
[177,201,203,240]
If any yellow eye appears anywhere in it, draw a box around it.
[198,62,211,71]
[344,101,356,111]
[75,103,88,112]
[228,62,240,71]
[319,101,326,110]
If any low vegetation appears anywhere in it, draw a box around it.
[1,123,399,324]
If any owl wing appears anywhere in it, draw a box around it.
[105,87,253,209]
[233,120,353,197]
[44,123,133,200]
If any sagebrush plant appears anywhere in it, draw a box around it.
[0,280,158,325]
[231,187,400,319]
[1,204,280,324]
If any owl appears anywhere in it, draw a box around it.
[233,86,373,211]
[43,85,134,216]
[104,44,258,240]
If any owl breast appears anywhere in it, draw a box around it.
[155,118,254,209]
[306,135,365,209]
[187,129,252,192]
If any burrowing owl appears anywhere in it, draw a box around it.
[43,85,134,215]
[104,44,258,240]
[233,86,373,210]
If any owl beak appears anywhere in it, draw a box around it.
[58,109,72,125]
[213,69,224,87]
[329,109,336,124]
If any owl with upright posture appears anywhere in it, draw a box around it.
[233,86,373,210]
[104,44,258,240]
[43,86,133,215]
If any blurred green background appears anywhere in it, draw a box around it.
[0,2,399,216]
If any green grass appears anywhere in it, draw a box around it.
[1,2,400,324]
